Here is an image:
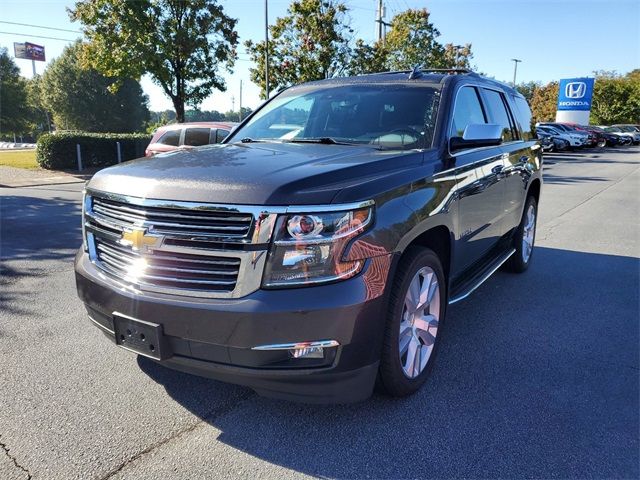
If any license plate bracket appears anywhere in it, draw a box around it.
[113,313,169,360]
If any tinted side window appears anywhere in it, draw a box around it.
[482,89,515,142]
[158,129,180,146]
[216,129,230,143]
[512,96,534,140]
[184,128,211,146]
[450,87,486,138]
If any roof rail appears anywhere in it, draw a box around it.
[420,68,474,75]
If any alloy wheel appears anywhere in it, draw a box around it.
[522,203,536,263]
[399,267,440,378]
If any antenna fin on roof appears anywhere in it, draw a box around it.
[408,65,423,80]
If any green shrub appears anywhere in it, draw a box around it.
[36,132,152,170]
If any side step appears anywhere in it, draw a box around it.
[448,248,516,305]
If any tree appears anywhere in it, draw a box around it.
[0,48,30,137]
[529,82,559,124]
[347,39,387,76]
[347,9,473,76]
[40,42,149,132]
[25,75,53,138]
[244,0,352,98]
[515,81,542,104]
[384,9,445,70]
[70,0,238,122]
[590,70,640,124]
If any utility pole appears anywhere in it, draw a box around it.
[265,0,270,99]
[511,58,522,86]
[239,79,243,122]
[376,0,383,42]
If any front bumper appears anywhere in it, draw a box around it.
[75,250,394,403]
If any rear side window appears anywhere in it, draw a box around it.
[215,129,230,143]
[158,129,180,146]
[450,87,486,138]
[482,89,515,142]
[184,128,211,146]
[512,96,534,140]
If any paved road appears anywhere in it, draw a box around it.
[1,147,638,480]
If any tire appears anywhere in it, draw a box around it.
[505,195,538,273]
[378,247,446,397]
[597,139,606,148]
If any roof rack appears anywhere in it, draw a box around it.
[406,65,474,80]
[419,68,473,75]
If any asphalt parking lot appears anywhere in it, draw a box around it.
[1,147,638,479]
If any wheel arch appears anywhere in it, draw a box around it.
[402,225,453,284]
[528,178,542,204]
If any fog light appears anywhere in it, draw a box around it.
[251,339,340,360]
[290,345,324,359]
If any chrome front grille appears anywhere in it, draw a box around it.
[94,237,241,292]
[91,196,254,240]
[84,191,279,298]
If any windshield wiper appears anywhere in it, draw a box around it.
[239,137,257,143]
[283,137,357,145]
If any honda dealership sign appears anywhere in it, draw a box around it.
[556,77,595,124]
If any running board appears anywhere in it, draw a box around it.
[448,248,516,305]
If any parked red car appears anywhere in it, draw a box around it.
[145,122,237,157]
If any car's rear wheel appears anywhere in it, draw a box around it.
[505,195,538,273]
[597,138,606,148]
[378,247,446,397]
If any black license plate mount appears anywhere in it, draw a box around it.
[113,313,169,360]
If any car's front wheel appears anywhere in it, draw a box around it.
[505,195,538,273]
[378,247,446,397]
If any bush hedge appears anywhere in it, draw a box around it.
[36,132,152,170]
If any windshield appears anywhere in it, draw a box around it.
[227,83,440,150]
[605,127,621,133]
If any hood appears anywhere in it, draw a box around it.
[87,142,422,205]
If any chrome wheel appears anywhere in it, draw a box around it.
[399,267,440,379]
[522,204,536,263]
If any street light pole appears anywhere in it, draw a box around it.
[511,58,522,86]
[265,0,270,99]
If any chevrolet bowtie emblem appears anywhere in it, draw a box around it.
[120,228,162,252]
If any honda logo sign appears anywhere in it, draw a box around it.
[565,82,586,99]
[557,78,594,111]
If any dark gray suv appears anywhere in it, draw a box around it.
[76,69,542,403]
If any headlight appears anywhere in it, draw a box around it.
[262,203,374,287]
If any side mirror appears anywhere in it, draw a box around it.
[450,123,503,151]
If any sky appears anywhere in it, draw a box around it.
[1,0,638,113]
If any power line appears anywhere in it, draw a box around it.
[0,21,82,34]
[0,31,78,42]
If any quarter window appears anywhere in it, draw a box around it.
[482,89,516,142]
[512,96,534,140]
[215,129,230,143]
[450,87,486,138]
[184,128,211,146]
[158,129,180,146]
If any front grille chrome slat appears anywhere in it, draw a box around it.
[92,201,253,223]
[86,193,263,295]
[90,208,251,233]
